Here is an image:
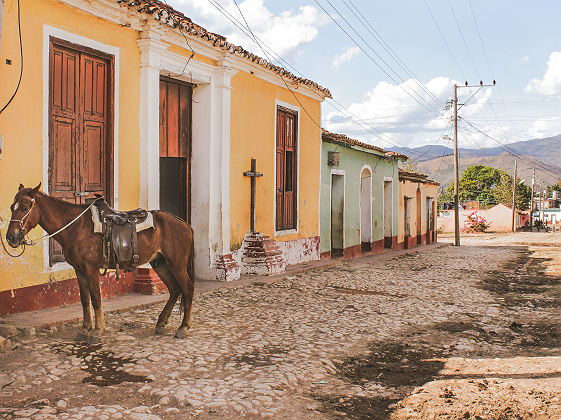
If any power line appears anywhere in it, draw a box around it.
[468,0,515,127]
[0,0,23,115]
[462,119,561,179]
[424,0,466,81]
[313,0,444,117]
[339,0,444,109]
[207,0,442,157]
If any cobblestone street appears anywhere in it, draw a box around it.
[1,233,561,419]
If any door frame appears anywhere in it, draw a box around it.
[159,75,193,223]
[43,26,119,272]
[330,169,345,256]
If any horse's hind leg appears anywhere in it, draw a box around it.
[166,259,194,339]
[75,269,93,335]
[150,254,181,335]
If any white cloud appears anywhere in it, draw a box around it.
[324,77,453,147]
[323,77,497,149]
[525,51,561,96]
[521,55,529,63]
[166,0,328,57]
[528,117,561,139]
[332,46,360,68]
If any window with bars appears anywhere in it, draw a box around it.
[275,106,298,231]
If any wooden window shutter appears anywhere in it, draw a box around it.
[275,107,298,231]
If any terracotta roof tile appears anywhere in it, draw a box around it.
[321,129,407,160]
[398,168,439,185]
[116,0,331,98]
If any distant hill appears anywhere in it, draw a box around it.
[389,134,561,188]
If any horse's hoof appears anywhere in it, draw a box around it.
[174,327,189,339]
[155,325,166,335]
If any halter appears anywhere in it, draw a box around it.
[2,196,100,257]
[10,196,36,236]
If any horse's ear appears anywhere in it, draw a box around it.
[29,183,41,198]
[18,183,25,191]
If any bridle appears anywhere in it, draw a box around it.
[10,196,37,238]
[2,195,99,257]
[0,196,36,257]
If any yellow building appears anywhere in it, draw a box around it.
[398,169,439,249]
[0,0,330,314]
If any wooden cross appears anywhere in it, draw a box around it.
[243,158,263,233]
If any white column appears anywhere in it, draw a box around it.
[137,29,166,210]
[192,83,212,280]
[191,62,237,280]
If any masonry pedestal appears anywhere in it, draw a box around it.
[211,254,241,281]
[133,267,167,295]
[241,232,286,275]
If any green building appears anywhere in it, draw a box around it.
[320,130,406,259]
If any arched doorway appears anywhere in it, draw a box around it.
[360,167,372,253]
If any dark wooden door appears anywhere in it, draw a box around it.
[276,107,297,231]
[49,39,112,264]
[159,77,192,222]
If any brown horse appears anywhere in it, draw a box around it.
[6,183,195,339]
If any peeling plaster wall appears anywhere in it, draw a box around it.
[0,0,141,292]
[398,180,438,243]
[319,142,399,254]
[229,70,323,249]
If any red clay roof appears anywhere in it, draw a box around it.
[398,168,439,185]
[322,129,407,160]
[117,0,331,98]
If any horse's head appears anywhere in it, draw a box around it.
[6,183,41,248]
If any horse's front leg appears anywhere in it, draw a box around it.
[85,266,106,335]
[75,269,93,333]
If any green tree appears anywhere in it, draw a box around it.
[546,181,561,197]
[494,171,532,210]
[443,165,501,207]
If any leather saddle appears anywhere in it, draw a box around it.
[93,196,149,278]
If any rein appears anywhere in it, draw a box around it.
[0,220,26,257]
[1,198,101,257]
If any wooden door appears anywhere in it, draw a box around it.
[276,107,297,231]
[159,77,192,222]
[49,39,112,264]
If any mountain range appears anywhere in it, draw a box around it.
[389,134,561,189]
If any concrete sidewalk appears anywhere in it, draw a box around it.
[0,242,446,332]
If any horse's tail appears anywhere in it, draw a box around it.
[188,227,195,285]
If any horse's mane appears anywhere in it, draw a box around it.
[38,191,91,209]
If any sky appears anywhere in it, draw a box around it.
[166,0,561,151]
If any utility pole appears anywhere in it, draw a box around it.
[540,188,544,227]
[530,169,535,231]
[450,80,495,246]
[542,190,547,225]
[453,84,460,246]
[511,160,517,232]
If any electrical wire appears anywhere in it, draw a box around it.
[339,0,444,109]
[424,0,466,81]
[206,0,441,158]
[0,0,23,115]
[314,0,444,117]
[462,119,561,179]
[161,0,195,72]
[230,0,321,129]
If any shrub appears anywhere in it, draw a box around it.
[461,211,490,233]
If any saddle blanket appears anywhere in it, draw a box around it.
[91,206,154,234]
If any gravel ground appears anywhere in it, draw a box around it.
[0,232,560,419]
